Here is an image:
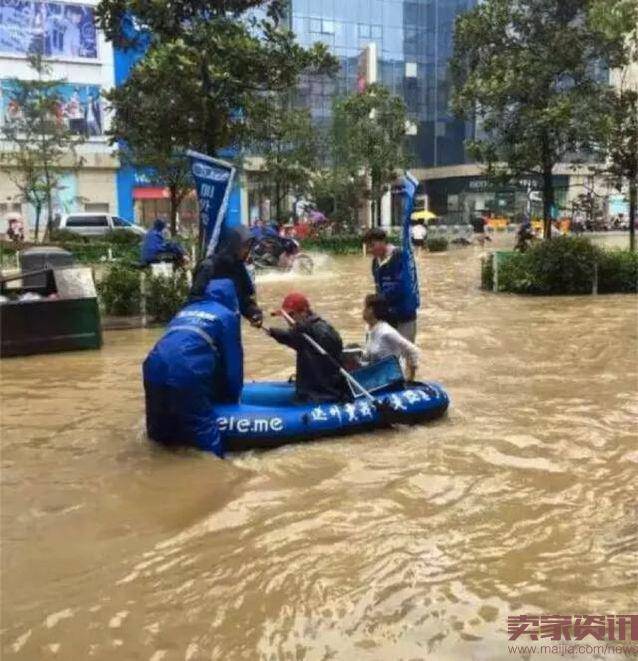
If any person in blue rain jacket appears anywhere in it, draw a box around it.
[364,228,418,342]
[142,278,243,457]
[140,218,188,266]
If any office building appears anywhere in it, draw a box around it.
[289,0,480,224]
[0,0,119,235]
[289,0,617,224]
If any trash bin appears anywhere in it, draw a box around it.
[19,246,74,293]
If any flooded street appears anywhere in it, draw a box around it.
[1,240,637,660]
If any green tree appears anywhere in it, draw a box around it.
[251,95,318,223]
[332,84,408,226]
[108,80,193,235]
[310,167,366,230]
[0,54,84,241]
[590,0,638,251]
[451,0,635,239]
[597,84,638,251]
[99,0,337,158]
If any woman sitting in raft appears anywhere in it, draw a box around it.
[362,294,420,382]
[142,278,242,458]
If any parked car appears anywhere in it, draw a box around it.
[58,213,146,238]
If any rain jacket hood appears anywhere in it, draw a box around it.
[204,278,239,312]
[143,278,243,458]
[221,226,254,257]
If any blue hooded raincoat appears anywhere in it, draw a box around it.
[143,278,243,457]
[140,219,186,265]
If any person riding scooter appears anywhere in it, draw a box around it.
[140,219,189,266]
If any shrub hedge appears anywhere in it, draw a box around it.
[482,237,637,295]
[97,263,141,315]
[146,271,190,322]
[58,242,140,264]
[103,230,143,246]
[49,229,88,243]
[597,249,638,294]
[97,263,191,320]
[427,237,449,252]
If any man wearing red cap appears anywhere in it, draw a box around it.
[267,292,349,403]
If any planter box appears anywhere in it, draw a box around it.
[1,297,102,358]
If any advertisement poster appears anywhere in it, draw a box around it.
[0,1,97,59]
[1,80,103,136]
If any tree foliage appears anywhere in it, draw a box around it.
[331,84,408,226]
[590,0,638,251]
[451,0,635,239]
[250,95,318,223]
[99,0,338,157]
[108,75,193,235]
[0,54,85,240]
[310,168,367,231]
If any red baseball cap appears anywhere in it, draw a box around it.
[281,292,310,314]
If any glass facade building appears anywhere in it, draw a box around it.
[290,0,478,169]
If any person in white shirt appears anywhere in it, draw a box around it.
[362,294,420,382]
[410,221,427,249]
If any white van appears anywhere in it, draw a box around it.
[59,213,146,238]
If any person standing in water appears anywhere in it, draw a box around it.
[410,221,427,250]
[364,228,418,342]
[143,279,243,458]
[189,226,263,327]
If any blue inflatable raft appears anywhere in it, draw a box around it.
[213,380,449,452]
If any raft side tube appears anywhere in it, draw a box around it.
[213,380,449,452]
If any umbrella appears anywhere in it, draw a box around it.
[410,209,438,222]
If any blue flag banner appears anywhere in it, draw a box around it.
[187,150,236,257]
[400,171,421,311]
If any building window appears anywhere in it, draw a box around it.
[405,62,418,78]
[0,203,23,215]
[310,17,322,33]
[67,215,108,227]
[322,19,335,34]
[85,203,110,213]
[358,23,370,38]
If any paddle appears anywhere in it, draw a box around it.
[269,310,394,419]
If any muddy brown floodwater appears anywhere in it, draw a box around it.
[1,238,637,660]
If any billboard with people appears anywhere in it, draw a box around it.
[0,1,97,59]
[1,80,104,136]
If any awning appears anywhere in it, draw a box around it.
[133,186,169,200]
